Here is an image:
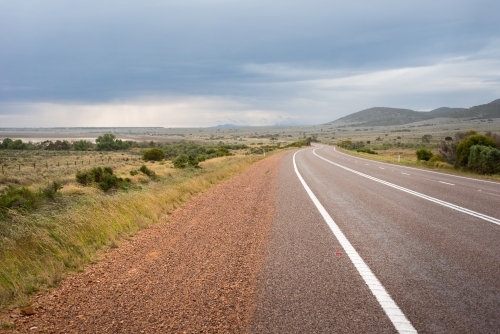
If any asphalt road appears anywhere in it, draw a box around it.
[252,146,500,333]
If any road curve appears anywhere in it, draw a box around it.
[252,146,500,333]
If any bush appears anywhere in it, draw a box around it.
[76,167,130,192]
[416,148,433,161]
[172,154,199,169]
[0,187,42,213]
[467,145,500,174]
[422,134,432,143]
[0,183,63,217]
[139,165,156,177]
[428,155,444,163]
[356,147,377,154]
[288,137,312,148]
[143,148,165,161]
[455,135,497,168]
[41,181,63,199]
[130,169,139,176]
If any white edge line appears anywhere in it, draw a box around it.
[438,181,455,186]
[313,148,500,226]
[330,146,500,185]
[293,150,417,334]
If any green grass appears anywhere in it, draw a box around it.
[0,154,267,312]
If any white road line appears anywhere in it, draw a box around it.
[401,172,410,175]
[330,146,499,185]
[293,150,417,334]
[438,181,455,186]
[478,189,500,197]
[365,164,370,166]
[379,167,385,170]
[313,149,500,226]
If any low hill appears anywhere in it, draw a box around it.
[326,99,499,127]
[327,107,431,126]
[445,99,500,119]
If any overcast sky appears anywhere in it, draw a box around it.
[1,0,500,127]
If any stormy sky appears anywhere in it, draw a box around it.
[1,0,500,127]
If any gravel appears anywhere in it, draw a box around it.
[8,153,283,333]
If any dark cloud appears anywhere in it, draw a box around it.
[1,0,500,125]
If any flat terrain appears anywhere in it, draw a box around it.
[4,146,500,333]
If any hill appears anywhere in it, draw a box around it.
[325,99,500,127]
[445,99,500,119]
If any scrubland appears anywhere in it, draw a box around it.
[0,151,268,312]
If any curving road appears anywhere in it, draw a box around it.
[252,146,500,333]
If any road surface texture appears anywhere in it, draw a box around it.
[6,146,500,333]
[252,146,500,333]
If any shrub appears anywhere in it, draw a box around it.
[139,165,156,177]
[41,181,63,199]
[416,148,433,161]
[215,147,232,156]
[356,147,377,154]
[421,134,432,143]
[172,154,199,168]
[75,167,130,192]
[428,155,444,163]
[129,169,139,176]
[287,137,312,148]
[143,148,165,161]
[0,187,41,213]
[455,135,497,168]
[0,182,64,217]
[467,145,500,174]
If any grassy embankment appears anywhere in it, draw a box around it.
[0,152,269,313]
[336,146,500,181]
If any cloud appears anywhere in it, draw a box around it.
[1,1,500,126]
[0,96,295,127]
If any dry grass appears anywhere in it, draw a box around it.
[0,153,268,312]
[0,150,145,190]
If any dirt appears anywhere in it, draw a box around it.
[6,153,284,333]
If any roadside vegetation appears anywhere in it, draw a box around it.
[0,135,295,312]
[337,130,500,179]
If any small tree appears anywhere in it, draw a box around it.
[467,145,500,174]
[143,148,165,161]
[455,135,497,168]
[416,148,433,161]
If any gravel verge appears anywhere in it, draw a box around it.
[6,153,284,333]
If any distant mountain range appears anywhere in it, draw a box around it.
[325,99,500,127]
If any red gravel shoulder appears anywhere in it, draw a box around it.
[8,153,284,333]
